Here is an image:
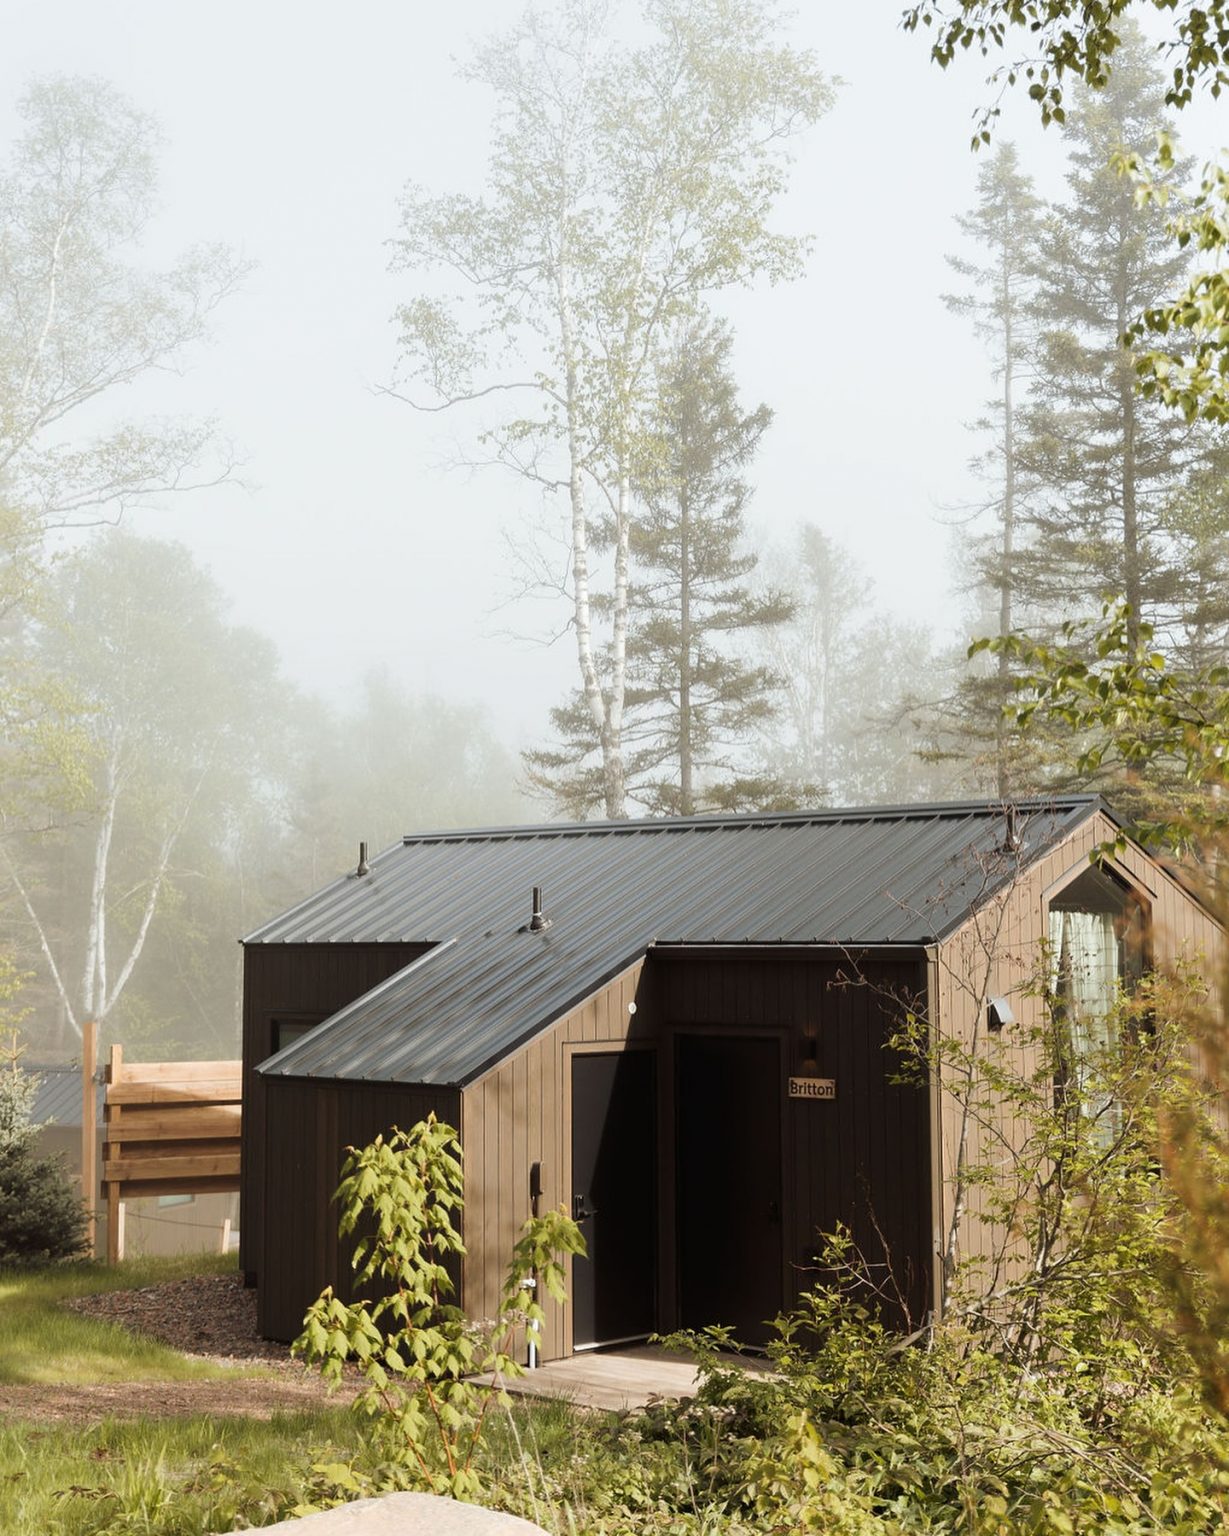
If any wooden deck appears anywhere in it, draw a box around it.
[485,1344,764,1412]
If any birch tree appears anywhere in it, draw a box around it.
[0,75,246,535]
[390,0,833,818]
[527,315,794,815]
[2,531,280,1048]
[755,525,951,806]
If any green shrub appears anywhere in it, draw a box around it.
[0,1143,88,1265]
[294,1113,584,1501]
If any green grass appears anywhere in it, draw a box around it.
[0,1253,247,1386]
[0,1407,363,1536]
[0,1394,597,1536]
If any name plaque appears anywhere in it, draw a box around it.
[788,1076,836,1101]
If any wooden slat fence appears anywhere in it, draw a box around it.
[102,1045,241,1263]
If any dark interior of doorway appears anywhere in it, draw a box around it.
[676,1032,783,1348]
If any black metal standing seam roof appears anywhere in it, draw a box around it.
[252,796,1107,1089]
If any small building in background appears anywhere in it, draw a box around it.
[29,1064,239,1258]
[240,796,1222,1356]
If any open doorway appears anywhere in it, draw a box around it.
[675,1033,783,1347]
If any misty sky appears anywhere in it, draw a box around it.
[3,2,1225,753]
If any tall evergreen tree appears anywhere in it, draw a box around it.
[942,142,1044,797]
[1016,30,1198,648]
[526,317,794,817]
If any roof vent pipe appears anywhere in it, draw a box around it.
[356,841,370,878]
[1002,805,1021,855]
[528,885,549,932]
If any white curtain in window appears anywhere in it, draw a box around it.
[1048,908,1119,1070]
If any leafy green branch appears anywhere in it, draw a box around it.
[294,1114,584,1499]
[972,600,1229,848]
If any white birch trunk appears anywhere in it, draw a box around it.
[1,843,81,1040]
[80,744,120,1021]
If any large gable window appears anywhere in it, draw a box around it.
[1048,866,1148,1116]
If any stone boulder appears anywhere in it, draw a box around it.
[219,1492,550,1535]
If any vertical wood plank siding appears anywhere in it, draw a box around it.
[240,942,430,1283]
[462,959,651,1361]
[259,1076,460,1340]
[461,949,931,1361]
[930,813,1225,1301]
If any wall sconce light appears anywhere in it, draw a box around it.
[800,1024,819,1076]
[987,997,1016,1033]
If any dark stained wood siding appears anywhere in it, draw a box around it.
[240,942,430,1282]
[656,948,932,1332]
[259,1076,460,1340]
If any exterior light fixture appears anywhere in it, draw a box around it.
[987,997,1015,1032]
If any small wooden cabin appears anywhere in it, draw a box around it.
[240,796,1221,1354]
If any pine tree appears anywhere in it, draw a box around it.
[0,1024,86,1265]
[527,318,795,817]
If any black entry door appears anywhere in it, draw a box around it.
[676,1033,783,1347]
[570,1051,657,1349]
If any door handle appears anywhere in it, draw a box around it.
[572,1194,598,1223]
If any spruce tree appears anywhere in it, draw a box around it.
[941,142,1045,797]
[0,1027,86,1265]
[1017,29,1197,648]
[526,318,795,817]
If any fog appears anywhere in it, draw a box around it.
[0,0,1138,746]
[5,0,1229,1060]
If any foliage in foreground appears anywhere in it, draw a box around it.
[293,1114,584,1500]
[0,1408,362,1536]
[0,1023,86,1267]
[36,1300,1229,1536]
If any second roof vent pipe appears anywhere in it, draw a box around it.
[528,885,550,932]
[356,841,370,878]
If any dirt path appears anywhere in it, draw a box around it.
[0,1374,358,1426]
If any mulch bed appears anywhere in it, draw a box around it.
[65,1271,296,1366]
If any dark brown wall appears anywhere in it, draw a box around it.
[240,942,429,1281]
[654,948,932,1330]
[258,1076,459,1341]
[462,946,931,1359]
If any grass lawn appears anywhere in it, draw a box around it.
[0,1255,356,1534]
[0,1253,242,1386]
[0,1407,364,1535]
[0,1255,599,1535]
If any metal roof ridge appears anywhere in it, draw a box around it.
[399,794,1105,847]
[924,799,1100,945]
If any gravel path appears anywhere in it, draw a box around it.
[0,1272,361,1426]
